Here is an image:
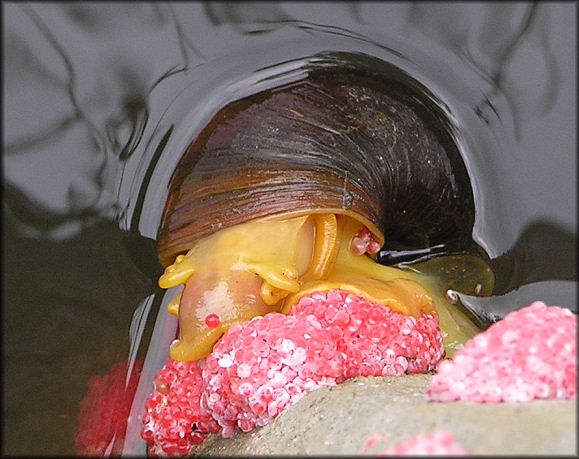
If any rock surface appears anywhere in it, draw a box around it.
[191,373,576,455]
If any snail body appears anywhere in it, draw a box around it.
[157,53,492,361]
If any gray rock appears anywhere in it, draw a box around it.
[192,374,576,455]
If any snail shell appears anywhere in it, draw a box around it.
[157,55,476,267]
[156,53,490,361]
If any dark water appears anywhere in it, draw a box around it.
[2,3,576,456]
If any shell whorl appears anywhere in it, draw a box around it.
[157,55,475,267]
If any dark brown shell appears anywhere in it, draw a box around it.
[157,53,476,267]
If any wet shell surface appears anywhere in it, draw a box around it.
[157,53,476,268]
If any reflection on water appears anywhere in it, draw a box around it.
[408,3,560,129]
[2,2,576,456]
